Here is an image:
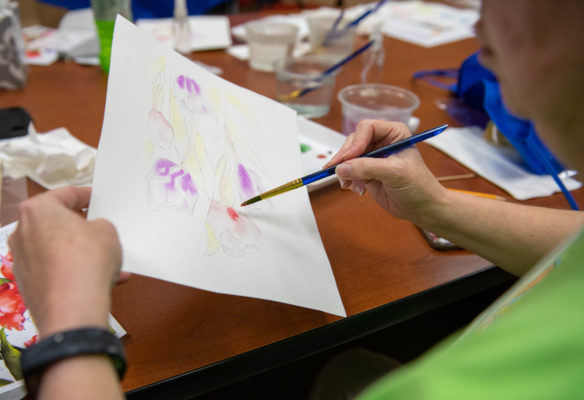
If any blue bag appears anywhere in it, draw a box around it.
[414,52,578,210]
[455,53,564,175]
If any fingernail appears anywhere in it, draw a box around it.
[336,163,352,178]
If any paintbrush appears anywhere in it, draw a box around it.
[324,0,387,44]
[277,40,374,102]
[321,9,345,47]
[241,124,448,206]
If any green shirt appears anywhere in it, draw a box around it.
[359,229,584,399]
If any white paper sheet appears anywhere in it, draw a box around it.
[426,127,582,200]
[88,17,345,317]
[137,15,231,51]
[380,1,478,48]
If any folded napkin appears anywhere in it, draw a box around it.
[426,126,582,200]
[0,126,96,189]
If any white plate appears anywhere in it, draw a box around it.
[297,116,346,191]
[297,115,420,192]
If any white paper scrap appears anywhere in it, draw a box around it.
[426,127,582,200]
[0,127,96,190]
[137,15,231,51]
[381,1,479,47]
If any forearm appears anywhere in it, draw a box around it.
[418,190,584,276]
[9,188,126,400]
[39,356,124,400]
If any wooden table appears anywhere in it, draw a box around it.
[1,11,582,399]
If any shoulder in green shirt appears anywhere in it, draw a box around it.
[359,229,584,400]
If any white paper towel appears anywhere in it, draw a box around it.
[0,126,96,189]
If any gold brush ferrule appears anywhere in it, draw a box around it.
[260,178,303,201]
[277,90,301,102]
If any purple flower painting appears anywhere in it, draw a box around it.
[147,158,198,212]
[145,66,267,257]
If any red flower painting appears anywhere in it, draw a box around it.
[206,200,261,257]
[0,252,27,331]
[24,335,38,347]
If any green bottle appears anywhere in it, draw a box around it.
[90,0,132,72]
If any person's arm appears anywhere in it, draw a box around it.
[8,186,125,400]
[326,120,584,276]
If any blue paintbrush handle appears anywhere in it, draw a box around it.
[322,39,374,76]
[326,0,387,42]
[295,40,375,99]
[345,0,387,30]
[301,124,448,185]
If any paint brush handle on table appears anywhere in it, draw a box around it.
[447,189,506,201]
[241,124,448,206]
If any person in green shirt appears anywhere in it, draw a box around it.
[7,0,584,399]
[318,0,584,398]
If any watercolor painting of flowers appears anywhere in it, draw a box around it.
[0,250,37,386]
[0,223,127,397]
[87,18,346,317]
[144,59,271,258]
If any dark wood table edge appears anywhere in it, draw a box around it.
[125,265,515,400]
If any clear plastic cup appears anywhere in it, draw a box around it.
[338,84,420,136]
[274,55,339,119]
[306,14,356,63]
[245,21,298,72]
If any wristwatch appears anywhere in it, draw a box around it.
[20,327,126,399]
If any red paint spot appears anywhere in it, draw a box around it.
[24,335,39,348]
[317,154,327,159]
[227,207,239,221]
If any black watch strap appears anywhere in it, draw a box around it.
[20,327,126,399]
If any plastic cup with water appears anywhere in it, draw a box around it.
[306,13,356,63]
[337,84,420,136]
[274,55,339,119]
[245,21,298,72]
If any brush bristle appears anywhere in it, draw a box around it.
[241,196,261,207]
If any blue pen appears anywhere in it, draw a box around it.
[241,124,448,206]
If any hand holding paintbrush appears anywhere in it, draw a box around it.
[241,124,447,206]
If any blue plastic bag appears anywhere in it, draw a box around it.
[414,52,578,210]
[455,53,564,175]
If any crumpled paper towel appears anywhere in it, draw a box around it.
[0,126,96,189]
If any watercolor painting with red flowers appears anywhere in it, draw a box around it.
[0,223,127,397]
[0,223,38,392]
